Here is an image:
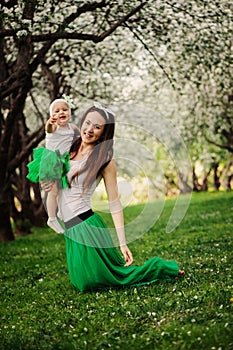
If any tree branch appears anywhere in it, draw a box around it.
[29,91,46,125]
[164,1,223,21]
[125,23,175,88]
[31,32,101,42]
[29,40,56,74]
[0,29,15,38]
[0,0,107,39]
[96,2,146,41]
[205,136,233,153]
[31,2,146,43]
[0,71,28,98]
[30,2,146,74]
[22,0,36,20]
[61,0,107,28]
[1,0,17,9]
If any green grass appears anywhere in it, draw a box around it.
[0,191,233,350]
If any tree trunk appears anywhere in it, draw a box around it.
[213,162,221,190]
[11,168,48,231]
[178,171,193,194]
[30,183,48,226]
[199,167,212,191]
[222,157,233,190]
[0,148,15,241]
[192,166,200,192]
[201,177,208,191]
[0,192,14,242]
[227,174,233,190]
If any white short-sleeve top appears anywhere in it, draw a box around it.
[59,158,102,222]
[45,124,74,154]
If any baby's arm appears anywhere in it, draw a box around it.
[45,115,58,133]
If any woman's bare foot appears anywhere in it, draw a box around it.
[178,270,185,276]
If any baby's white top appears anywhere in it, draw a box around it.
[59,159,101,222]
[46,123,74,154]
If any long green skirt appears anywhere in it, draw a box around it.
[64,213,179,292]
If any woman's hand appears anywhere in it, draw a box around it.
[120,245,133,267]
[40,180,54,192]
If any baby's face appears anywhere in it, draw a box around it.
[52,101,70,126]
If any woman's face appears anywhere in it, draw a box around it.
[81,111,106,145]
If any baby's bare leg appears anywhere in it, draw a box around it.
[47,183,59,218]
[47,183,64,234]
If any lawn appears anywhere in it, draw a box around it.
[0,191,232,350]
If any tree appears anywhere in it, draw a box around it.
[120,0,233,191]
[136,0,233,153]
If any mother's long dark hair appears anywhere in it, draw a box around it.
[69,106,115,191]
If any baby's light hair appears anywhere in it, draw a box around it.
[49,99,70,117]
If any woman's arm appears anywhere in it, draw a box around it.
[102,160,133,266]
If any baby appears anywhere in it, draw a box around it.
[45,97,79,233]
[27,96,79,233]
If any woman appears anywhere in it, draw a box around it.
[43,103,184,292]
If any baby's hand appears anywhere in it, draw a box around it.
[49,114,58,125]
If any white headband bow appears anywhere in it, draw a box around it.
[93,101,115,119]
[62,94,74,109]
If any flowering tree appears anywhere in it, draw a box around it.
[139,0,233,153]
[121,0,233,191]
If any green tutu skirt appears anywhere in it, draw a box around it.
[64,213,179,292]
[26,147,70,188]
